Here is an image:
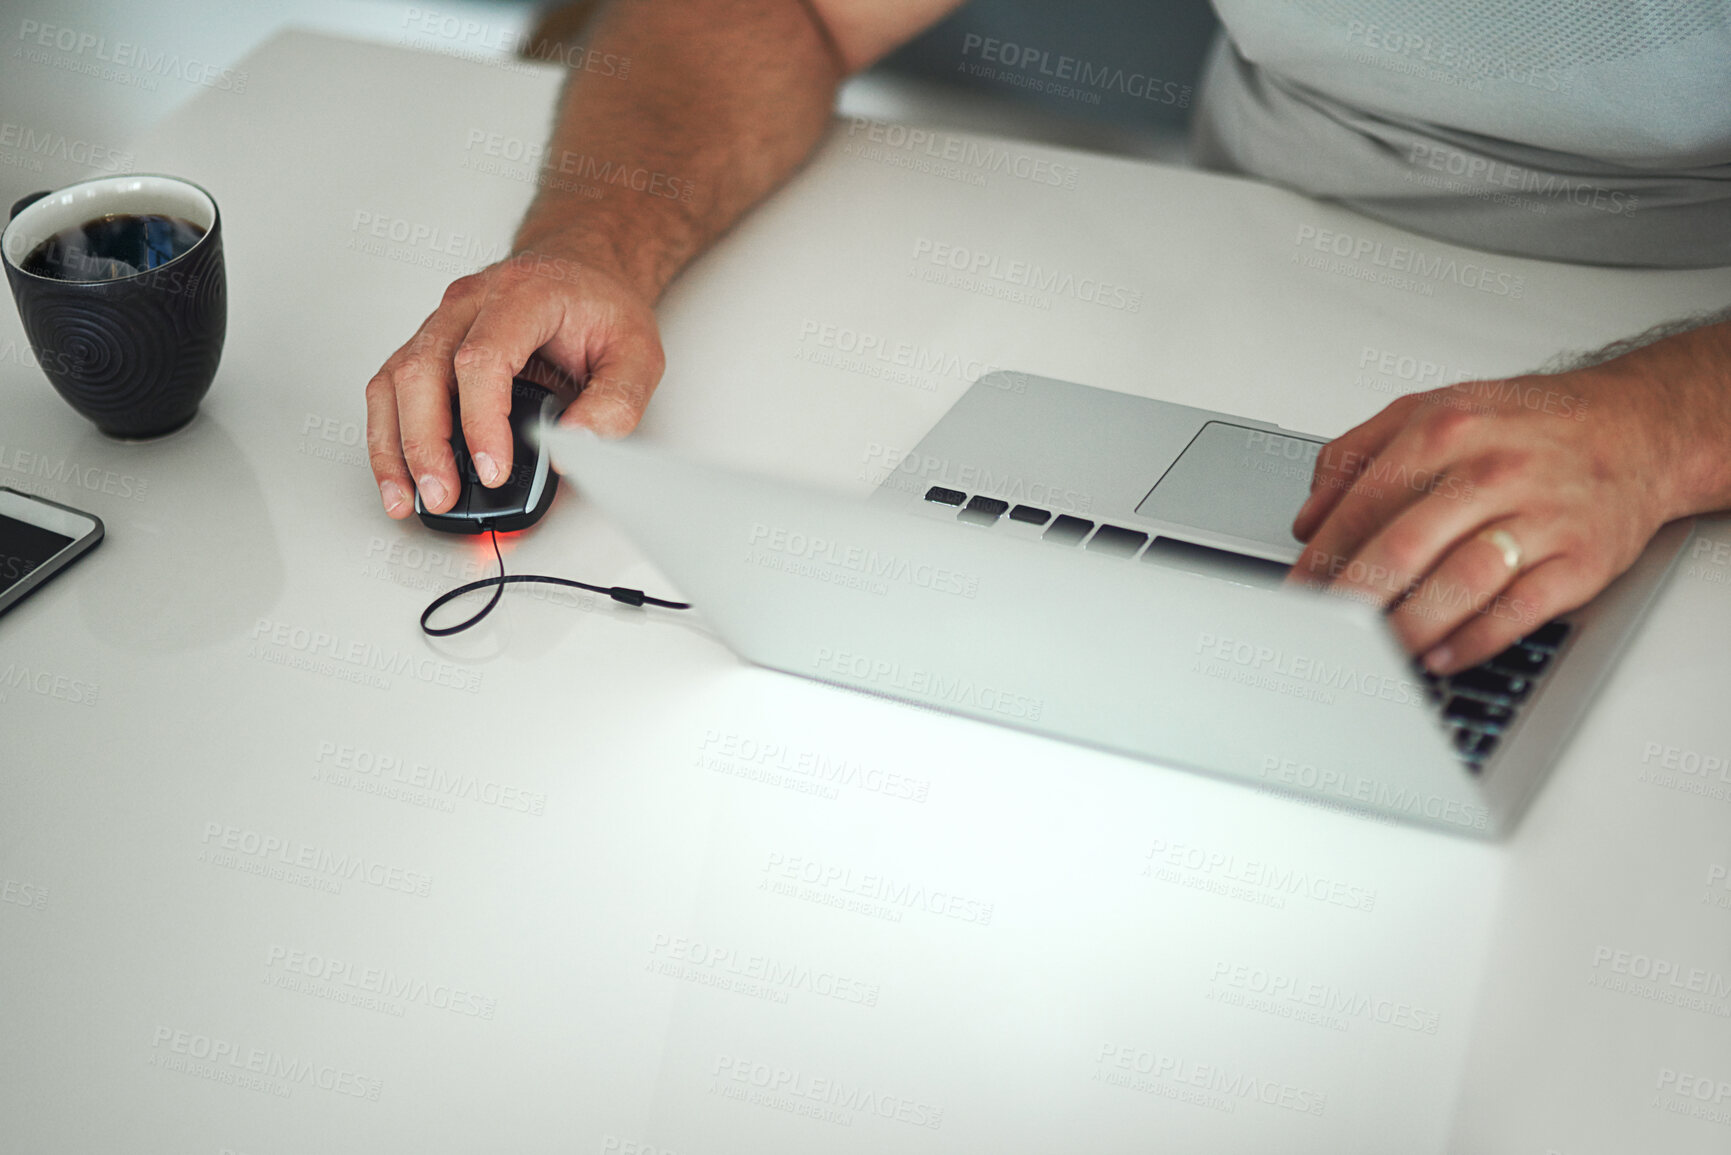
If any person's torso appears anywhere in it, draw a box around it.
[1198,0,1731,265]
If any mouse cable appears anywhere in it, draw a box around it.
[420,526,691,637]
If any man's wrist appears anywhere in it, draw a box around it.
[512,202,695,304]
[1619,319,1731,522]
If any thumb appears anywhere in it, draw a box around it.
[557,340,664,438]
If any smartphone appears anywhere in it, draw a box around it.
[0,486,104,618]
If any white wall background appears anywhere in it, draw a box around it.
[0,0,539,211]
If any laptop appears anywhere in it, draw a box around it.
[543,371,1691,837]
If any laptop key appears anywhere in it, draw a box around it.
[1009,504,1051,525]
[1454,727,1500,764]
[1446,695,1514,728]
[1489,644,1552,677]
[1448,666,1533,703]
[1417,672,1444,703]
[924,486,966,506]
[1086,525,1148,557]
[1044,515,1093,546]
[1520,620,1571,652]
[959,495,1009,527]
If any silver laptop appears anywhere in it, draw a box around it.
[543,371,1691,837]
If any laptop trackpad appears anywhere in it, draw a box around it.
[1134,421,1325,558]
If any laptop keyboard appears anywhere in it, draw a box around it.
[1421,618,1569,770]
[923,485,1573,771]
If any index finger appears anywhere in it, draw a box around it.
[452,273,576,487]
[1290,393,1420,545]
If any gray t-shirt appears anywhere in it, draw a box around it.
[1193,1,1731,267]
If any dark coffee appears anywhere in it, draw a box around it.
[21,213,207,282]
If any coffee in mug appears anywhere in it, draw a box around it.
[22,213,209,282]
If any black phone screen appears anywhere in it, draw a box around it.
[0,513,73,595]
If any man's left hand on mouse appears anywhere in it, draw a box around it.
[1288,314,1731,675]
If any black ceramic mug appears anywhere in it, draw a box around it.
[2,174,226,439]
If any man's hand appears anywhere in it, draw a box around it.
[1289,317,1731,675]
[363,0,967,522]
[364,249,663,518]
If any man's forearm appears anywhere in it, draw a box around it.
[512,0,847,303]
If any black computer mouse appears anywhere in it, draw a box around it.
[415,377,563,534]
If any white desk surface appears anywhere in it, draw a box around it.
[4,29,1731,1155]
